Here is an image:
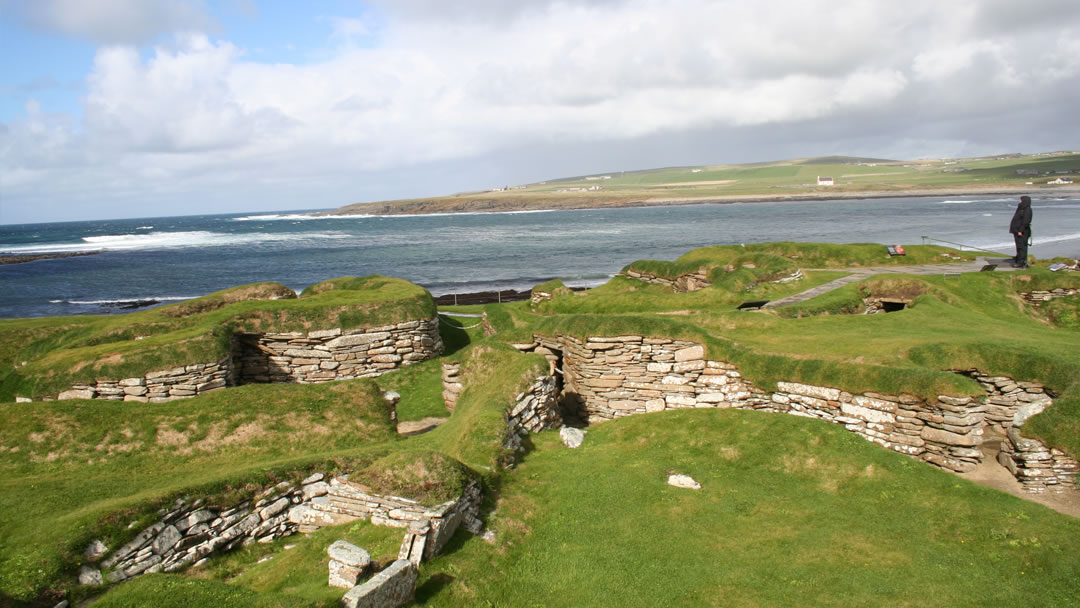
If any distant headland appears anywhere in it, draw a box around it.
[321,151,1080,217]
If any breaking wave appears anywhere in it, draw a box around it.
[1,231,349,254]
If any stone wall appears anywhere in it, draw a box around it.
[622,267,804,294]
[87,473,331,584]
[501,375,563,464]
[511,334,1077,492]
[50,317,443,402]
[622,268,710,293]
[863,297,911,314]
[341,560,417,608]
[442,362,462,411]
[233,319,443,384]
[1020,288,1079,306]
[57,357,233,402]
[82,469,482,591]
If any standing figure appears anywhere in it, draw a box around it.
[1008,195,1033,268]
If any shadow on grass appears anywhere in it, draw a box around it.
[414,572,456,602]
[438,316,472,356]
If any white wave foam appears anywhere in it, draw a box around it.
[939,198,1015,204]
[1,230,348,254]
[232,213,336,221]
[67,296,194,305]
[963,232,1080,251]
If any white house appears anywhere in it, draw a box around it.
[817,176,834,186]
[1048,177,1074,184]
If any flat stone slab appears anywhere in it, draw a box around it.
[667,474,702,489]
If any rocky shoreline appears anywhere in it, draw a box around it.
[0,251,100,265]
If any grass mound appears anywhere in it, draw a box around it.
[359,450,473,505]
[0,276,436,401]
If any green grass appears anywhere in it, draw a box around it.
[4,244,1080,607]
[0,276,436,401]
[0,380,401,601]
[415,409,1080,607]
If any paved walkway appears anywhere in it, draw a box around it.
[764,257,1019,308]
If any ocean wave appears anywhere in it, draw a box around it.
[66,296,195,305]
[1,230,349,254]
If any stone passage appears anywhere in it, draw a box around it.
[962,369,1080,493]
[511,334,1078,493]
[233,319,443,384]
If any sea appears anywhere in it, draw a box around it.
[2,194,1079,319]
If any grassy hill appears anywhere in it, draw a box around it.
[328,152,1080,216]
[2,243,1080,606]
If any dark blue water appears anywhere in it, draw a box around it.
[2,195,1078,318]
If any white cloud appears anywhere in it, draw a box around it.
[2,0,1079,223]
[15,0,215,45]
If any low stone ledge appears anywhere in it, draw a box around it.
[341,560,416,608]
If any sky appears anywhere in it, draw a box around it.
[1,0,1078,225]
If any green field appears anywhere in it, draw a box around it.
[331,152,1080,216]
[2,242,1080,607]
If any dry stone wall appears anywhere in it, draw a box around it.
[1020,288,1079,306]
[512,334,1077,492]
[622,268,710,293]
[87,473,331,585]
[502,375,563,463]
[49,317,442,402]
[233,319,443,384]
[341,560,417,608]
[56,357,233,402]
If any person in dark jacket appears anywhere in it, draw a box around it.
[1009,195,1033,268]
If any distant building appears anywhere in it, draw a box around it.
[817,176,834,186]
[691,169,703,173]
[1048,177,1074,184]
[585,175,612,181]
[1015,169,1039,175]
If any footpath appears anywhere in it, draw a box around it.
[764,257,1019,308]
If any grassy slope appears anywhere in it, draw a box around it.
[331,152,1080,215]
[416,409,1080,607]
